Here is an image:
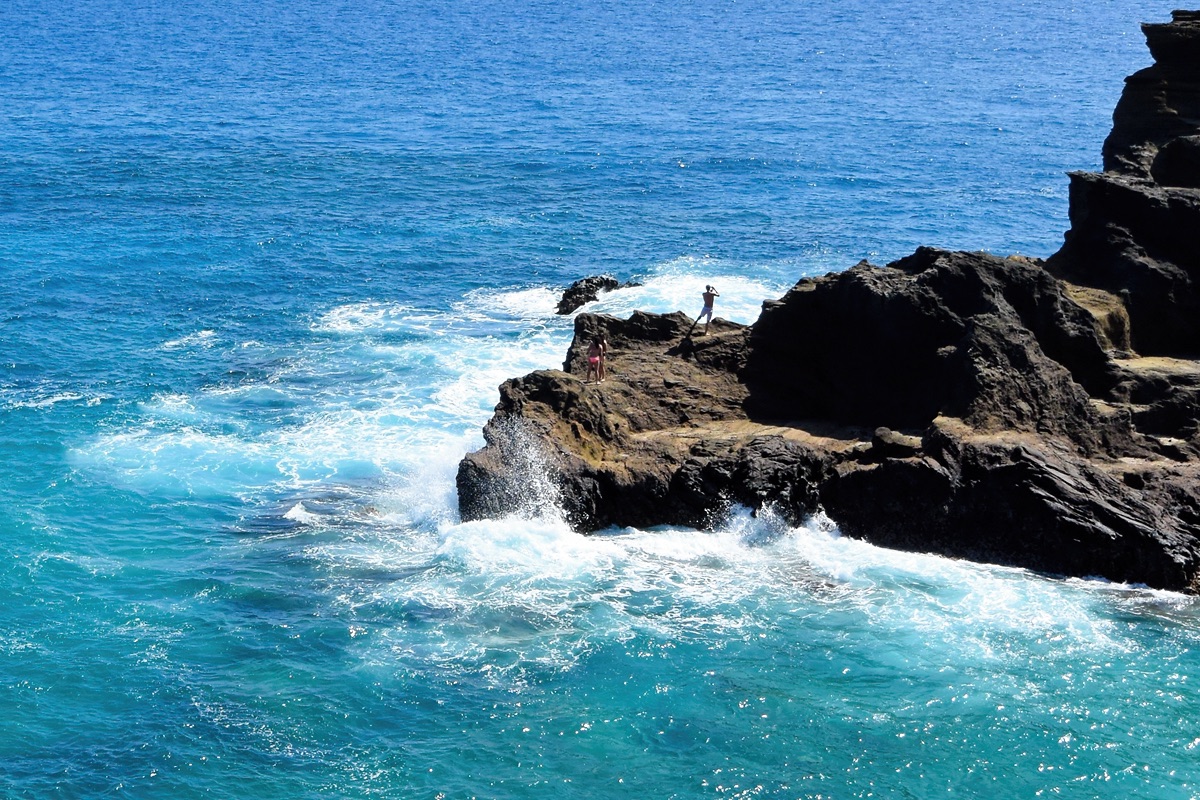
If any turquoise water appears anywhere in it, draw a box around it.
[3,0,1199,796]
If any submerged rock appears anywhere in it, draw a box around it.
[459,11,1200,593]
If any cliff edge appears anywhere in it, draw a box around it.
[458,11,1200,593]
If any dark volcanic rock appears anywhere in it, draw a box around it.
[821,428,1198,590]
[1153,135,1200,188]
[1102,11,1200,177]
[459,11,1200,593]
[556,275,641,314]
[459,257,1200,589]
[1048,172,1200,355]
[742,250,1119,440]
[457,310,757,530]
[1050,10,1200,356]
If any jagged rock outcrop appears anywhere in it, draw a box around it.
[1101,11,1200,178]
[458,11,1200,592]
[1049,10,1200,356]
[556,275,640,314]
[741,250,1121,436]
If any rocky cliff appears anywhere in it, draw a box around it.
[458,11,1200,593]
[1050,10,1200,356]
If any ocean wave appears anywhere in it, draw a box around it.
[161,330,217,350]
[311,302,417,334]
[308,501,1163,690]
[283,501,323,525]
[456,285,561,323]
[568,259,793,325]
[6,391,87,410]
[1,385,108,411]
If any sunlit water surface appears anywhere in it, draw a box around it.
[2,0,1197,797]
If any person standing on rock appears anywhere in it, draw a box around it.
[688,285,719,336]
[585,334,607,383]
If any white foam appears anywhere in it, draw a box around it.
[141,392,208,423]
[77,362,502,504]
[161,330,217,350]
[775,513,1136,659]
[9,391,86,409]
[372,431,482,529]
[1,387,113,410]
[76,287,571,500]
[283,501,322,525]
[563,259,792,325]
[456,286,561,322]
[357,505,1142,671]
[312,302,415,334]
[436,516,615,577]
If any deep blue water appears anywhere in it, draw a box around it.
[3,0,1199,797]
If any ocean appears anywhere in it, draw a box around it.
[2,0,1198,796]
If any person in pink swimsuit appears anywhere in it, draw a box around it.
[585,335,607,383]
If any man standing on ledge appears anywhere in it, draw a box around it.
[688,285,719,337]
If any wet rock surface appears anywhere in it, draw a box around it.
[459,11,1200,592]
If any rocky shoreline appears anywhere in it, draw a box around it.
[458,11,1200,593]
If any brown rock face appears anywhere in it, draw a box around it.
[458,11,1200,593]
